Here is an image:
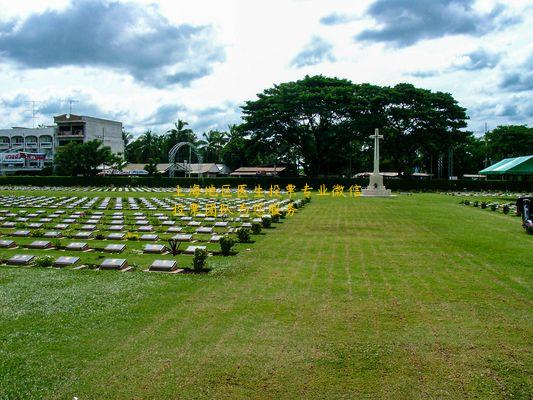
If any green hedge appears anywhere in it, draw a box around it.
[0,175,531,192]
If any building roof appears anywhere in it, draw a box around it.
[54,114,122,125]
[230,166,286,176]
[479,155,533,175]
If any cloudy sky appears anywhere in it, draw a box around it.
[0,0,531,137]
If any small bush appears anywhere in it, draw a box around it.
[34,256,53,268]
[490,204,497,211]
[94,233,105,240]
[219,236,235,256]
[481,202,487,209]
[30,229,44,237]
[126,232,139,241]
[236,227,251,243]
[464,200,470,205]
[251,222,262,235]
[261,215,272,228]
[166,238,181,256]
[473,201,478,207]
[503,204,510,214]
[271,214,280,223]
[193,248,209,271]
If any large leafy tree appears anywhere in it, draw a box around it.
[485,125,533,163]
[241,75,383,176]
[54,140,119,176]
[241,76,469,177]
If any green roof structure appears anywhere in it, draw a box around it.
[479,155,533,175]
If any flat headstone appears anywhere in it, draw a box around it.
[80,224,96,231]
[108,225,124,231]
[7,254,34,265]
[172,234,192,242]
[43,231,61,238]
[28,223,43,229]
[140,234,159,241]
[167,226,182,233]
[107,232,125,240]
[53,256,79,268]
[138,225,153,232]
[28,240,52,249]
[100,258,128,270]
[214,221,228,227]
[149,259,177,272]
[188,221,201,227]
[210,235,222,243]
[0,239,16,248]
[2,222,16,227]
[13,230,30,237]
[184,245,207,254]
[104,243,126,253]
[196,227,213,234]
[143,244,165,254]
[74,231,92,239]
[55,224,69,230]
[66,242,89,251]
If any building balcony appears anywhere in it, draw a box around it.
[39,142,53,148]
[25,142,38,148]
[57,131,84,137]
[0,143,9,148]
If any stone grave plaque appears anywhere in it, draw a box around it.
[104,244,126,253]
[0,239,16,248]
[13,230,30,237]
[143,244,165,254]
[149,259,177,272]
[66,242,89,251]
[44,231,62,238]
[172,234,192,242]
[109,225,124,231]
[74,231,92,239]
[184,245,207,254]
[107,232,125,240]
[196,227,213,234]
[210,235,222,243]
[140,234,159,241]
[100,258,128,270]
[7,254,34,265]
[138,225,153,232]
[28,240,52,249]
[53,256,79,268]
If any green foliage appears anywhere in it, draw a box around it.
[236,227,251,243]
[485,125,533,162]
[30,229,44,237]
[219,236,235,256]
[251,222,262,234]
[125,233,139,241]
[192,248,209,271]
[54,140,119,176]
[241,75,469,177]
[261,215,272,228]
[34,256,53,268]
[144,158,159,176]
[166,238,181,256]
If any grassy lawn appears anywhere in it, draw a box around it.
[0,193,531,399]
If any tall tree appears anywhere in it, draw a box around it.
[485,125,533,164]
[54,140,118,176]
[198,130,228,163]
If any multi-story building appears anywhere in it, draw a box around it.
[0,114,123,174]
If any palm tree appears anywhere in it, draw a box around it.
[197,130,228,163]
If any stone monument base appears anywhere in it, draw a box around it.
[362,188,392,197]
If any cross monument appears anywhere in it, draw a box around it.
[362,128,391,196]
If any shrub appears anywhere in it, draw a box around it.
[271,213,280,223]
[464,200,470,205]
[251,222,262,235]
[30,229,44,237]
[94,233,105,240]
[53,239,62,249]
[279,209,287,219]
[261,215,272,228]
[503,204,510,214]
[473,201,478,207]
[490,204,497,211]
[34,256,53,268]
[480,202,487,209]
[125,232,139,241]
[166,238,181,256]
[236,227,251,243]
[219,236,235,256]
[193,248,209,271]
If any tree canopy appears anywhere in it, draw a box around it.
[54,140,120,176]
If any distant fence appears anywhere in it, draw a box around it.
[0,176,531,192]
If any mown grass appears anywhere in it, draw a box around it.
[0,193,531,399]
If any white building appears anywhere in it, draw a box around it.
[0,114,123,174]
